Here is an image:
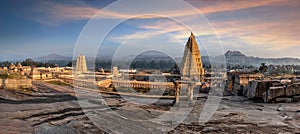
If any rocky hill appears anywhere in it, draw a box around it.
[33,53,72,66]
[34,53,71,61]
[223,51,300,66]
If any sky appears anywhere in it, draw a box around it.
[0,0,300,61]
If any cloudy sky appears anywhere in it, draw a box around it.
[0,0,299,60]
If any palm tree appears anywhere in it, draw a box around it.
[259,63,268,74]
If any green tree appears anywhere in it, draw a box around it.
[259,63,268,74]
[21,59,36,67]
[66,61,72,67]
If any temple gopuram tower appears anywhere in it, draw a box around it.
[76,54,88,73]
[181,32,205,82]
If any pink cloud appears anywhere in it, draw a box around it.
[190,0,293,14]
[28,0,298,25]
[26,1,300,56]
[28,1,98,25]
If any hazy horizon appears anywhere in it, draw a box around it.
[2,49,300,63]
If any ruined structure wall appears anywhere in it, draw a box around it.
[263,86,285,102]
[248,80,300,102]
[30,72,54,80]
[30,74,40,80]
[247,80,280,99]
[240,74,262,86]
[286,83,300,96]
[227,73,262,96]
[0,79,32,89]
[0,79,3,89]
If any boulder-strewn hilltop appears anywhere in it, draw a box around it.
[200,50,300,66]
[223,50,300,66]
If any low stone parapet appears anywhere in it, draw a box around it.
[0,78,32,90]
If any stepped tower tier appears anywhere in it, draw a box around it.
[76,54,88,73]
[181,32,205,82]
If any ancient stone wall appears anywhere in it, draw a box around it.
[263,86,285,102]
[226,73,262,96]
[247,79,300,102]
[247,80,280,99]
[286,83,300,96]
[0,79,4,89]
[0,79,32,89]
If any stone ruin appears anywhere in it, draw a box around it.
[0,63,32,90]
[226,72,263,96]
[247,78,300,102]
[226,72,300,103]
[0,79,32,90]
[1,63,31,77]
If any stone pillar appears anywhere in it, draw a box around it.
[175,82,180,104]
[187,84,194,101]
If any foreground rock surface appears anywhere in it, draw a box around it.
[0,81,299,133]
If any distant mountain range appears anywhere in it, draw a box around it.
[222,51,300,66]
[34,53,72,61]
[121,50,300,66]
[33,53,72,66]
[100,50,300,66]
[2,51,300,67]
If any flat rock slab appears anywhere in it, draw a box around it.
[0,82,299,133]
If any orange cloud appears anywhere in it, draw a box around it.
[111,21,189,42]
[96,0,296,19]
[28,1,98,25]
[28,0,297,25]
[27,1,300,57]
[191,0,293,14]
[211,17,300,51]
